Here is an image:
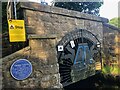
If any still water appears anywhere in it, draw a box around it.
[64,73,120,89]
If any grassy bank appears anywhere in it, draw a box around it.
[102,65,120,76]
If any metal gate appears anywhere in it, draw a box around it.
[56,29,101,86]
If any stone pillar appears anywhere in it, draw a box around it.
[2,34,63,89]
[28,34,63,89]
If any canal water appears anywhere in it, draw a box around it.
[64,73,120,89]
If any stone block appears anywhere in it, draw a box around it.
[29,37,58,65]
[84,20,103,43]
[41,73,61,88]
[24,10,35,17]
[40,64,59,75]
[47,51,58,65]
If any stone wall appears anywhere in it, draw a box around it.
[2,35,63,89]
[2,2,109,89]
[18,2,107,44]
[103,23,120,75]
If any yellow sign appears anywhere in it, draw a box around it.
[8,20,26,42]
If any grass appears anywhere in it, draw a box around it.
[102,65,120,76]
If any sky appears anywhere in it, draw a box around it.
[99,0,119,20]
[30,0,120,20]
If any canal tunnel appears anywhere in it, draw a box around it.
[56,29,102,87]
[2,2,109,89]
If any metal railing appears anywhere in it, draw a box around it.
[7,0,17,20]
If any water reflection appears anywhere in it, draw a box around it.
[64,73,120,89]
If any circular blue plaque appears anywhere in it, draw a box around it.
[10,59,32,80]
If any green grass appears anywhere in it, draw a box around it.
[102,65,120,75]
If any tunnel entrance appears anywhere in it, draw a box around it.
[56,29,101,87]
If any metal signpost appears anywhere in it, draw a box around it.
[7,0,26,42]
[13,0,17,19]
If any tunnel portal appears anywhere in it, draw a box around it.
[57,29,101,87]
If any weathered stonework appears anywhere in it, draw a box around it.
[103,23,120,75]
[19,2,105,44]
[4,2,120,89]
[2,35,63,89]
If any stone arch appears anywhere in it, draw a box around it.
[56,29,101,86]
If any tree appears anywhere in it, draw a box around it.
[53,1,103,16]
[2,2,8,33]
[109,17,120,28]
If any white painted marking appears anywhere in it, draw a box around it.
[70,40,75,48]
[97,44,100,47]
[58,45,64,51]
[97,42,100,47]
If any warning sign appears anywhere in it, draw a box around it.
[8,20,26,42]
[10,25,15,29]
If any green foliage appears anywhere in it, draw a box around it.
[102,65,120,75]
[109,17,120,28]
[54,1,103,16]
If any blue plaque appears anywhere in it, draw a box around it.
[10,59,32,80]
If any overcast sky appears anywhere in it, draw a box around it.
[99,0,119,20]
